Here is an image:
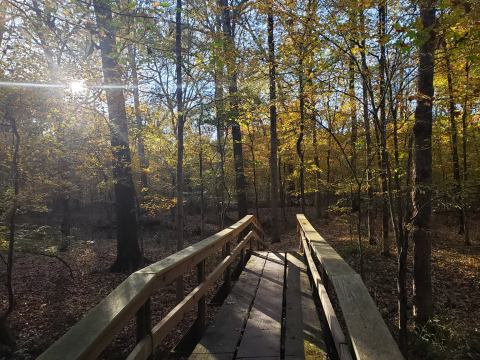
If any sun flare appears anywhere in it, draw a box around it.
[69,80,87,94]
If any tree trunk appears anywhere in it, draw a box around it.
[313,115,322,218]
[389,75,409,353]
[175,0,185,301]
[0,94,19,349]
[461,61,471,245]
[360,6,375,244]
[326,125,332,209]
[411,0,436,325]
[214,13,227,230]
[247,125,259,220]
[220,0,247,219]
[279,156,287,219]
[349,56,358,212]
[400,133,414,352]
[128,44,148,190]
[0,1,6,48]
[2,94,19,322]
[93,0,141,273]
[378,0,390,256]
[297,58,306,214]
[443,40,466,238]
[268,0,280,241]
[198,119,205,237]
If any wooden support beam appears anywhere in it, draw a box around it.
[127,231,257,360]
[196,260,206,336]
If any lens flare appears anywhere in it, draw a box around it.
[69,80,87,94]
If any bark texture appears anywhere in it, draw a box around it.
[268,0,280,242]
[94,0,141,273]
[410,0,436,324]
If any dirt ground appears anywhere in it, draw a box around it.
[1,208,479,359]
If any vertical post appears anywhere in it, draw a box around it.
[297,222,302,252]
[224,240,231,293]
[136,299,152,342]
[195,260,206,336]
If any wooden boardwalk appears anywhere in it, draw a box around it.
[40,215,403,360]
[189,251,327,359]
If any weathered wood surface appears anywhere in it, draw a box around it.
[285,252,327,360]
[191,251,328,360]
[297,214,355,278]
[236,252,285,358]
[129,231,257,360]
[331,274,404,360]
[297,214,404,360]
[300,231,351,360]
[40,215,261,360]
[189,252,266,359]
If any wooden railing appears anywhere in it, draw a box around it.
[39,215,264,360]
[297,214,404,360]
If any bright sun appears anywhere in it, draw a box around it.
[69,80,87,94]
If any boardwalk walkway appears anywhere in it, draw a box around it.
[190,251,327,359]
[39,215,403,360]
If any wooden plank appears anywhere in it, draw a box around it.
[297,214,404,360]
[139,215,255,283]
[130,232,257,360]
[40,216,259,360]
[331,274,404,360]
[301,231,352,360]
[236,252,285,359]
[189,252,267,359]
[285,252,327,360]
[38,272,156,360]
[297,214,355,277]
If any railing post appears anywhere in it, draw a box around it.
[195,259,206,335]
[136,299,152,342]
[224,240,231,293]
[240,246,245,267]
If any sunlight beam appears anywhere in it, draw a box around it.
[0,81,136,91]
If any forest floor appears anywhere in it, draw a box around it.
[301,209,480,360]
[0,218,228,360]
[0,208,479,359]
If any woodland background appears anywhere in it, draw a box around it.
[0,0,479,359]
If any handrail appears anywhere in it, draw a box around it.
[296,214,404,360]
[40,215,264,360]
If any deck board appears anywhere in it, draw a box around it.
[285,252,328,359]
[190,251,327,360]
[236,252,285,359]
[189,252,266,359]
